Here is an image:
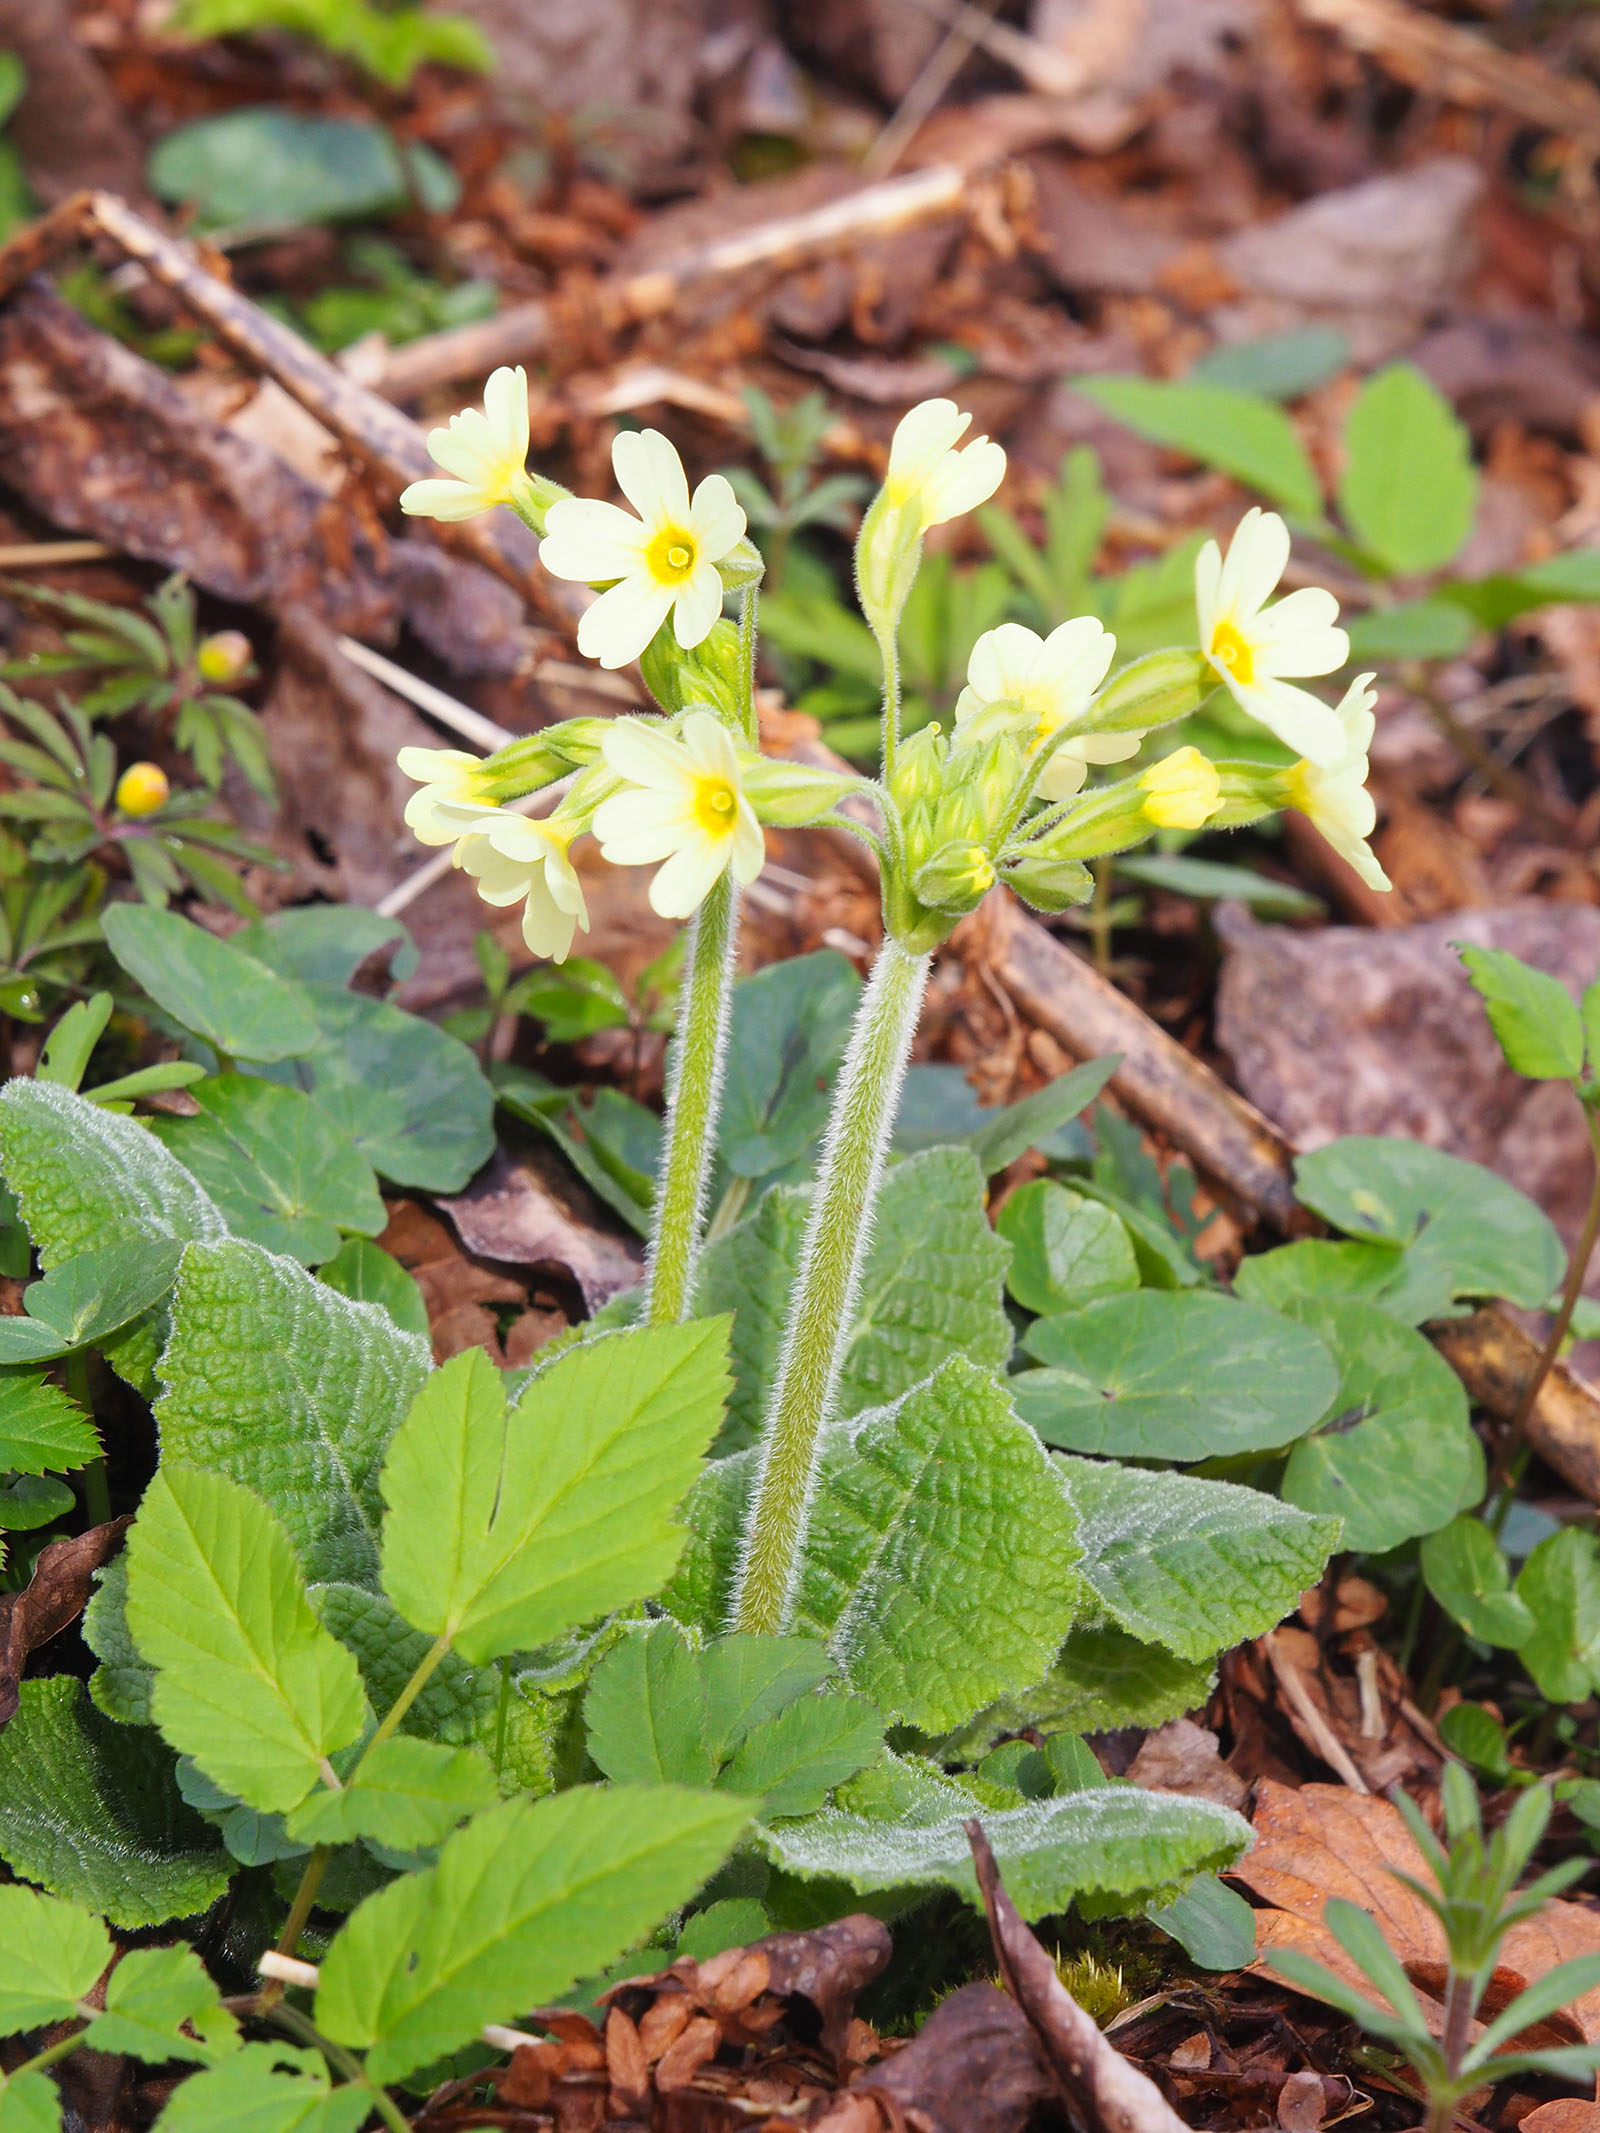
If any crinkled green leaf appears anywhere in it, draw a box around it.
[286,1737,495,1850]
[0,1883,109,2031]
[792,1358,1083,1731]
[152,2044,372,2133]
[1421,1516,1535,1649]
[84,1558,152,1724]
[965,1627,1216,1747]
[380,1327,729,1665]
[1276,1297,1481,1550]
[1062,1459,1339,1660]
[1016,1291,1337,1459]
[0,1376,97,1475]
[693,1148,1011,1451]
[150,1077,384,1264]
[90,1945,239,2066]
[102,904,320,1062]
[762,1783,1250,1922]
[125,1465,368,1813]
[308,1583,492,1744]
[157,1238,429,1589]
[1293,1138,1563,1309]
[997,1179,1138,1316]
[0,1083,226,1260]
[315,1239,428,1339]
[0,1678,229,1928]
[315,1787,751,2083]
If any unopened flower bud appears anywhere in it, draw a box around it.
[475,730,580,803]
[1083,647,1214,737]
[913,840,996,915]
[641,619,745,725]
[715,536,766,594]
[1206,762,1293,830]
[1138,746,1222,830]
[742,757,863,827]
[999,847,1094,912]
[196,630,253,686]
[115,762,170,816]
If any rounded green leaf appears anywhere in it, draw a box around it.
[1015,1291,1338,1459]
[1276,1298,1481,1550]
[102,905,319,1063]
[997,1180,1138,1317]
[1293,1137,1564,1310]
[315,1238,428,1339]
[1421,1515,1535,1649]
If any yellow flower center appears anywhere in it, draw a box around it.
[1208,617,1256,687]
[646,525,699,586]
[693,775,738,838]
[1281,762,1316,816]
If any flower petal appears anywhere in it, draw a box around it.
[601,717,696,793]
[593,787,699,864]
[539,498,648,583]
[613,428,691,527]
[688,474,748,559]
[482,365,530,464]
[576,574,675,669]
[1215,507,1290,624]
[921,437,1006,525]
[888,399,970,488]
[400,478,488,522]
[649,834,728,919]
[1238,676,1348,765]
[671,562,725,649]
[731,799,765,884]
[967,623,1042,705]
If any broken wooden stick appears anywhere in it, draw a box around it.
[968,1820,1192,2133]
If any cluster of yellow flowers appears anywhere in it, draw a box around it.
[395,372,1387,961]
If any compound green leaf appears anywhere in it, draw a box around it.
[997,1179,1138,1316]
[152,2044,373,2133]
[1338,363,1477,575]
[583,1620,715,1786]
[695,1148,1011,1450]
[125,1465,368,1813]
[0,1884,109,2032]
[1421,1516,1535,1649]
[722,1692,883,1817]
[1457,944,1584,1082]
[90,1945,239,2066]
[701,1636,833,1761]
[1294,1138,1562,1310]
[258,984,493,1193]
[0,1376,97,1475]
[1076,377,1322,518]
[157,1238,429,1589]
[0,1677,229,1927]
[380,1326,729,1664]
[102,905,319,1062]
[1062,1459,1339,1660]
[1016,1292,1337,1459]
[794,1357,1083,1732]
[761,1783,1250,1922]
[285,1737,495,1851]
[315,1787,751,2083]
[150,1077,384,1264]
[1276,1297,1481,1550]
[0,2072,63,2132]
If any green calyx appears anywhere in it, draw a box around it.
[742,757,865,827]
[1077,647,1214,738]
[641,620,746,726]
[999,847,1094,912]
[506,469,573,539]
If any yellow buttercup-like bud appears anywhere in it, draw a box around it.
[1138,747,1222,830]
[115,762,171,817]
[196,630,253,685]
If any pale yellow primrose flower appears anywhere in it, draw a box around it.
[1139,746,1222,830]
[593,711,764,919]
[1195,507,1349,766]
[400,366,533,523]
[1283,672,1390,892]
[455,815,590,963]
[539,431,746,671]
[883,399,1007,528]
[954,619,1125,801]
[397,746,503,848]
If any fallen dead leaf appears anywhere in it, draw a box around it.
[437,1143,643,1313]
[1127,1718,1248,1811]
[0,1517,130,1726]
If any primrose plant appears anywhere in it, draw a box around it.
[398,369,1390,1632]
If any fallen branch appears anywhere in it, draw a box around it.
[1297,0,1600,149]
[968,1819,1192,2133]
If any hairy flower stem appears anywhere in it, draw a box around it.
[737,585,760,746]
[646,869,739,1324]
[732,938,929,1633]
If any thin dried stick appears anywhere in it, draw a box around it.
[1263,1631,1372,1792]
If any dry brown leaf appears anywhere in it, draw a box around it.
[1240,1782,1600,2042]
[0,1517,131,1726]
[1520,2102,1600,2133]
